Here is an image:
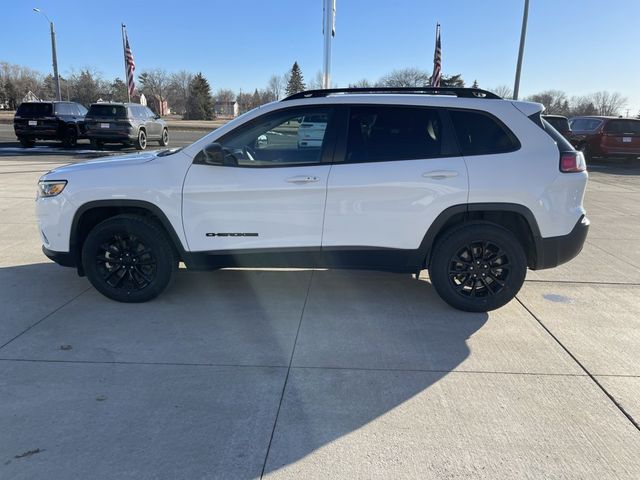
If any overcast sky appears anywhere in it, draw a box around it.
[3,0,639,114]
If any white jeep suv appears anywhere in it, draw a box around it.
[36,87,589,312]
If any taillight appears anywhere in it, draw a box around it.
[560,151,586,173]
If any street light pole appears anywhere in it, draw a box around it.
[513,0,529,100]
[33,8,62,101]
[322,0,336,89]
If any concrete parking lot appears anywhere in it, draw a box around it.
[1,131,639,478]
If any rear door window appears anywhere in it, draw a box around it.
[345,106,450,163]
[449,109,519,156]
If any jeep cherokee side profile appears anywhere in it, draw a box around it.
[36,87,589,312]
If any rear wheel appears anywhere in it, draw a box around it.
[429,222,527,312]
[19,137,35,148]
[134,129,147,150]
[81,215,177,302]
[578,143,591,162]
[158,128,169,146]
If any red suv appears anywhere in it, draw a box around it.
[569,116,640,161]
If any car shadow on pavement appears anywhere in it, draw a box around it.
[0,263,487,478]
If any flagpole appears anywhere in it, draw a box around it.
[513,0,529,100]
[121,23,131,103]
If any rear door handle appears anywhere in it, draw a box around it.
[422,170,459,180]
[285,175,320,184]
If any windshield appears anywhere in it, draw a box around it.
[87,104,127,118]
[16,102,53,117]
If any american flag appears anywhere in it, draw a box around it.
[430,24,441,88]
[123,27,136,97]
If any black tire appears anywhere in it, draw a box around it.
[578,143,591,162]
[19,137,35,148]
[158,128,169,146]
[429,222,527,312]
[62,126,77,148]
[134,129,147,150]
[81,215,177,302]
[90,139,103,149]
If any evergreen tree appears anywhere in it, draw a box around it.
[185,72,215,120]
[110,78,128,103]
[471,79,479,89]
[285,62,305,96]
[440,74,465,88]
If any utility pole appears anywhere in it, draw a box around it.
[33,8,62,101]
[513,0,529,100]
[322,0,336,89]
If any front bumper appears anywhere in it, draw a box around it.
[42,245,77,268]
[533,215,590,270]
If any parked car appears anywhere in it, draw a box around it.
[569,116,640,161]
[35,87,589,312]
[297,113,328,148]
[542,114,572,140]
[84,102,168,150]
[13,101,87,148]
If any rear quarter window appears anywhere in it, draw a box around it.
[449,109,519,155]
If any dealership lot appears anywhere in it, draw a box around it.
[0,138,639,478]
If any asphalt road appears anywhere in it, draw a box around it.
[0,123,208,153]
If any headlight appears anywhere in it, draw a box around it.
[38,180,67,197]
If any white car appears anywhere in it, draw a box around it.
[36,87,588,312]
[297,113,328,148]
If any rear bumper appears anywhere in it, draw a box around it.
[86,129,136,142]
[533,215,589,270]
[42,246,77,268]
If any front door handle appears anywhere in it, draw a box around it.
[422,170,459,180]
[285,175,320,184]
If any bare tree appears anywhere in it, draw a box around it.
[489,85,513,99]
[527,90,570,115]
[378,68,430,87]
[167,71,194,115]
[568,95,597,116]
[349,78,373,88]
[267,74,286,100]
[590,91,627,116]
[0,61,44,106]
[308,71,324,90]
[215,88,235,104]
[138,68,170,114]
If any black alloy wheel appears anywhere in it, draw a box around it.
[429,222,527,312]
[82,215,176,302]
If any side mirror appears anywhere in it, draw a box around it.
[256,134,268,149]
[202,142,225,165]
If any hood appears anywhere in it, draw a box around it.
[46,151,158,176]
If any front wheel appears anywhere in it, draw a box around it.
[81,215,177,302]
[62,126,77,148]
[158,128,169,146]
[429,222,527,312]
[134,129,147,150]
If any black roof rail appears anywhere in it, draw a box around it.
[282,87,502,101]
